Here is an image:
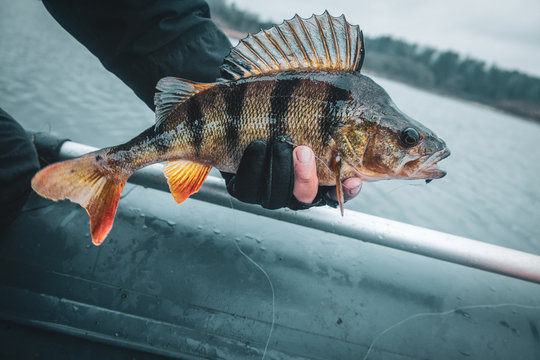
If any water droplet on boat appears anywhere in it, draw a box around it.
[197,225,203,230]
[213,228,221,234]
[255,238,262,244]
[260,246,267,251]
[167,220,176,226]
[455,309,471,319]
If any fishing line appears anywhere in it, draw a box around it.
[20,202,56,213]
[234,240,276,360]
[383,183,422,194]
[119,184,137,199]
[227,196,276,360]
[362,302,540,360]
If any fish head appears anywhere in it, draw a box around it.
[338,74,450,181]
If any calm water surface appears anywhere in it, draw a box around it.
[1,1,539,254]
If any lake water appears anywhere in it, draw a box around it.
[1,0,539,255]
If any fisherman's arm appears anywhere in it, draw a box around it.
[0,109,40,228]
[42,0,231,109]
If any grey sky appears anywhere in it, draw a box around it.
[227,0,540,77]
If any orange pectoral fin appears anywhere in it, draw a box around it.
[163,160,211,204]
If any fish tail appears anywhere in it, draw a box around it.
[31,151,130,246]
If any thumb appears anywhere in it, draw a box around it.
[293,146,318,203]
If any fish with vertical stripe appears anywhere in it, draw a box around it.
[31,12,450,245]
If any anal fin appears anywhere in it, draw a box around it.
[164,160,211,204]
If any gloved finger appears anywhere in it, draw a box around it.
[227,140,267,204]
[326,177,363,203]
[262,135,294,209]
[292,146,318,203]
[342,177,363,201]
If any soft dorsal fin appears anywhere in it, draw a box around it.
[220,11,364,80]
[154,77,214,126]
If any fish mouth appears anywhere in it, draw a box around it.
[410,148,451,180]
[343,147,451,182]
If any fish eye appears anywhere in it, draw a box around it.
[400,128,420,147]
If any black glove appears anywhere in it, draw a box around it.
[221,135,338,210]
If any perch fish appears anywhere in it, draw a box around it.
[31,12,450,245]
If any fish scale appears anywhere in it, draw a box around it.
[31,12,449,245]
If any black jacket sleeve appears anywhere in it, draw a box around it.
[42,0,232,109]
[0,109,40,228]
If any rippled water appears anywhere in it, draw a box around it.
[1,1,539,254]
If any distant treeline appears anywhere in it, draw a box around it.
[207,0,274,34]
[208,0,540,122]
[364,37,540,121]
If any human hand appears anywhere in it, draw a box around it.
[222,136,363,210]
[292,146,362,205]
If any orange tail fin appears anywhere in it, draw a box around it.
[31,153,129,246]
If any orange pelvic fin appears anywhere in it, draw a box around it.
[31,153,129,246]
[335,176,345,216]
[331,154,345,216]
[163,160,211,204]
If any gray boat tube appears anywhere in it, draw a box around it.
[40,135,540,285]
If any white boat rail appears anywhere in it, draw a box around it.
[51,139,540,285]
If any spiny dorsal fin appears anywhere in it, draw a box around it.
[220,11,364,80]
[154,77,214,126]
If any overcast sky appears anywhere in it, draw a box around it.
[227,0,540,77]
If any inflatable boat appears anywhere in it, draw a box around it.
[1,133,539,359]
